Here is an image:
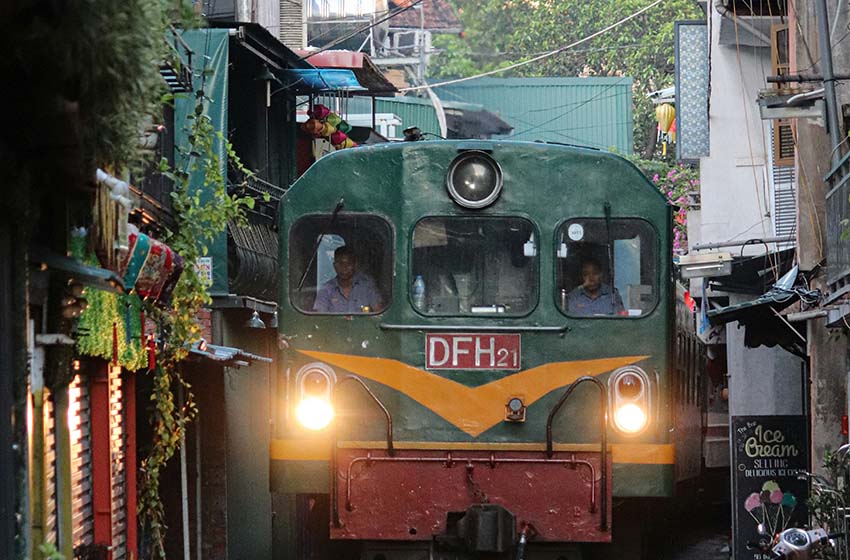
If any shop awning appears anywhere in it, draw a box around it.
[281,68,365,93]
[188,340,272,368]
[707,265,814,356]
[293,50,398,95]
[30,246,125,294]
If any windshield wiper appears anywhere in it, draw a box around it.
[297,198,344,291]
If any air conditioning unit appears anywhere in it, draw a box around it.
[678,252,733,279]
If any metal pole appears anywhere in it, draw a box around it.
[690,236,794,251]
[179,384,190,560]
[195,416,202,560]
[815,0,843,167]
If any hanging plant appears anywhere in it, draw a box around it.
[624,154,700,255]
[137,95,256,559]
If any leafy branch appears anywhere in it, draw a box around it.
[137,96,255,559]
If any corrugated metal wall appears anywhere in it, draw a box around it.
[347,78,633,151]
[437,78,633,152]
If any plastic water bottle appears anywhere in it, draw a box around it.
[412,275,426,310]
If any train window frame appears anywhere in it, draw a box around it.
[553,217,660,319]
[408,215,541,318]
[288,212,395,316]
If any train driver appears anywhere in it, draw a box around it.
[313,245,384,313]
[567,256,624,316]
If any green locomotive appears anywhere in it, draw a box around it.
[272,140,682,559]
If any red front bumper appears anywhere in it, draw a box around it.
[331,448,612,542]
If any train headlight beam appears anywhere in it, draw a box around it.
[609,366,652,435]
[294,363,337,431]
[296,396,335,430]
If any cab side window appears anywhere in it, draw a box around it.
[556,219,658,317]
[289,214,393,314]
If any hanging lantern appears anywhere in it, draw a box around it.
[320,122,337,138]
[309,104,331,120]
[326,113,343,127]
[302,118,324,137]
[655,103,676,156]
[334,138,357,150]
[330,130,348,145]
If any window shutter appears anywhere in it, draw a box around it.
[109,367,127,559]
[770,121,797,242]
[771,24,789,79]
[773,119,795,167]
[69,373,95,548]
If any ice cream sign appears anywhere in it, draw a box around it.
[732,416,809,560]
[743,424,800,460]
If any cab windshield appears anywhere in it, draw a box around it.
[556,219,658,318]
[411,217,538,316]
[289,214,393,315]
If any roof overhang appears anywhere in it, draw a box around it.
[707,263,809,356]
[758,89,824,120]
[30,246,125,294]
[188,340,272,368]
[211,22,313,70]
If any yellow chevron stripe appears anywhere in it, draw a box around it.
[299,350,649,437]
[269,438,675,464]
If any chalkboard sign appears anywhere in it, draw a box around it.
[732,415,809,560]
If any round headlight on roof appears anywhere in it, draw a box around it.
[446,151,503,209]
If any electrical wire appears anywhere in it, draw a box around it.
[399,0,666,92]
[429,42,652,60]
[731,1,778,281]
[301,0,425,60]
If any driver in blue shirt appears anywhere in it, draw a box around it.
[567,257,624,316]
[313,246,383,313]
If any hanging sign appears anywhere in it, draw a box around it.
[731,415,809,560]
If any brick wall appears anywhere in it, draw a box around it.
[197,308,213,342]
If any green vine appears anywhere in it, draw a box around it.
[137,96,256,559]
[808,449,850,560]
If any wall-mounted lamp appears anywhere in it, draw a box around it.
[245,310,266,329]
[255,64,282,108]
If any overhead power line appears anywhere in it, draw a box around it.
[399,0,666,92]
[301,0,425,61]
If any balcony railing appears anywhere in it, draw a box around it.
[826,149,850,300]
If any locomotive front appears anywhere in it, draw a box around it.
[273,141,673,559]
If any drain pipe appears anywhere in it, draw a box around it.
[815,0,844,167]
[713,0,772,46]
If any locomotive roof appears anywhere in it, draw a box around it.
[283,140,668,221]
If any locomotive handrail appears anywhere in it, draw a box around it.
[545,375,609,531]
[331,374,395,527]
[379,323,570,333]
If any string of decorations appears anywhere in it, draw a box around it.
[301,104,358,150]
